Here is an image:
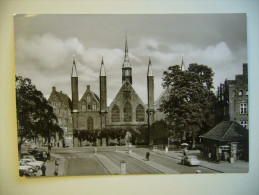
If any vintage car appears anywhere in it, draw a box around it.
[181,155,200,166]
[19,158,44,170]
[19,162,34,176]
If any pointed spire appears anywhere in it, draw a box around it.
[122,33,131,68]
[147,56,153,76]
[100,56,106,76]
[71,54,78,77]
[181,54,186,71]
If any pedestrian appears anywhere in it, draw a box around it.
[208,152,211,161]
[55,159,59,166]
[146,151,150,161]
[54,164,58,176]
[183,149,187,156]
[41,163,46,176]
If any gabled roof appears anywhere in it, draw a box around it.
[200,121,248,142]
[48,91,72,110]
[109,80,146,108]
[79,88,100,103]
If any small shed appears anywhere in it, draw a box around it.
[200,121,248,162]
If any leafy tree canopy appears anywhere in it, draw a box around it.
[16,76,63,151]
[161,64,216,147]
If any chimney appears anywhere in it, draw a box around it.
[52,86,56,92]
[87,85,90,90]
[60,91,62,94]
[243,63,248,77]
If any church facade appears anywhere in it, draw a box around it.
[48,37,166,147]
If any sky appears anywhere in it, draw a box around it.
[14,14,247,105]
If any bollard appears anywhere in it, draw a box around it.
[94,147,97,154]
[115,145,118,151]
[165,146,168,153]
[120,160,126,175]
[128,143,132,154]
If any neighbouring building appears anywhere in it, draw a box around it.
[200,121,249,162]
[48,36,167,147]
[215,63,248,129]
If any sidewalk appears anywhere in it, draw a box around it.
[34,153,66,177]
[152,149,249,173]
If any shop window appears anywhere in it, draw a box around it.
[111,105,120,122]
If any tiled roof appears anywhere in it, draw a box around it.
[55,92,72,110]
[200,121,248,142]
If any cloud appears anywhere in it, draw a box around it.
[15,33,244,106]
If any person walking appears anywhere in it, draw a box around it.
[146,151,150,161]
[54,164,58,176]
[41,163,46,176]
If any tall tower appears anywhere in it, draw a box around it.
[122,35,132,84]
[147,57,155,145]
[99,57,108,129]
[71,55,79,131]
[180,54,186,71]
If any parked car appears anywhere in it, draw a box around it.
[19,162,34,176]
[181,155,200,166]
[19,158,44,170]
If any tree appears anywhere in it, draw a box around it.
[16,76,63,154]
[150,120,169,145]
[161,64,216,148]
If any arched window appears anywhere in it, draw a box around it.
[136,104,145,122]
[111,105,120,122]
[87,117,94,130]
[82,100,86,111]
[87,94,91,102]
[123,102,132,122]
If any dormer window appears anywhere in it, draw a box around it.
[239,90,243,96]
[246,90,248,96]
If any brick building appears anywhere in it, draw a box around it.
[215,63,248,129]
[48,37,166,147]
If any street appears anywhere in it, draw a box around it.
[50,147,219,176]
